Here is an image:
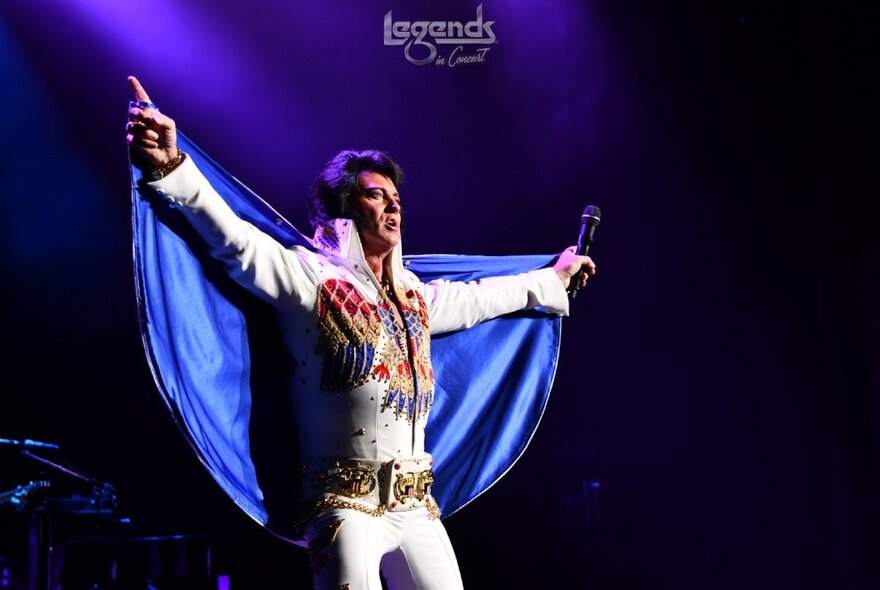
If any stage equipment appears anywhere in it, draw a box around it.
[49,534,231,590]
[1,436,123,590]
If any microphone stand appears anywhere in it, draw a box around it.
[19,449,96,484]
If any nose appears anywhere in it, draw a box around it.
[386,199,400,212]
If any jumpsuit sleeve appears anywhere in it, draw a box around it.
[417,267,570,335]
[146,156,319,310]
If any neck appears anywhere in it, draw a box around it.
[364,251,391,284]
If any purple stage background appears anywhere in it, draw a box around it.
[0,1,876,588]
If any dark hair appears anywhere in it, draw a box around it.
[308,149,404,229]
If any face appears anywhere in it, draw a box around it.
[351,171,402,257]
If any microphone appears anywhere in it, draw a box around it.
[0,438,60,450]
[569,204,601,299]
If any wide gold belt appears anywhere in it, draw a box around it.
[310,454,435,512]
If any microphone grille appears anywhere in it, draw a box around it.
[582,204,601,222]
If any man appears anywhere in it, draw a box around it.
[126,76,595,589]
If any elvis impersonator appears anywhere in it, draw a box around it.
[125,76,596,589]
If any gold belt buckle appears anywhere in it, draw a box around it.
[393,468,434,501]
[327,464,377,498]
[390,457,434,508]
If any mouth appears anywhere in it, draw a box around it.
[384,218,400,231]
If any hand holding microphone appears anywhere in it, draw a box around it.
[554,204,600,298]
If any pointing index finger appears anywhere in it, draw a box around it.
[128,75,152,103]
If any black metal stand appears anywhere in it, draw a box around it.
[27,506,50,590]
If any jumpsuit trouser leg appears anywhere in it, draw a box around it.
[305,507,464,590]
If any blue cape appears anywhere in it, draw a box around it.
[131,132,562,541]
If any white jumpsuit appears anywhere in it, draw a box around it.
[149,157,569,589]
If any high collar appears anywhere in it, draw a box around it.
[311,218,407,287]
